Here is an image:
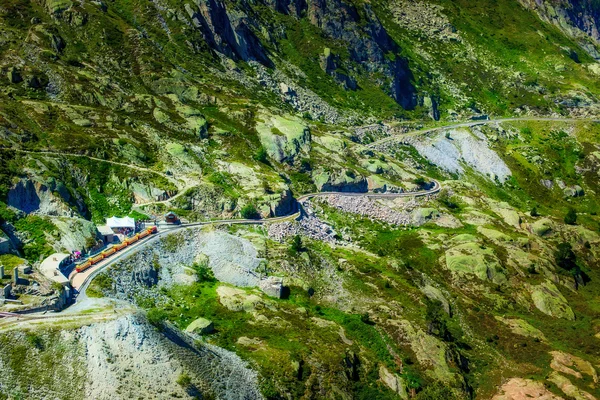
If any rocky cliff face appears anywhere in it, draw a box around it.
[520,0,600,58]
[8,177,82,217]
[185,0,272,65]
[182,0,416,108]
[303,0,416,108]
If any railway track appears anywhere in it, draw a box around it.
[72,179,442,301]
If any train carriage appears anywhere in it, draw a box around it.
[102,247,117,258]
[76,260,92,273]
[74,225,158,274]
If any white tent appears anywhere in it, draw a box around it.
[106,216,135,229]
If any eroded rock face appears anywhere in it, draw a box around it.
[185,0,271,65]
[81,314,262,400]
[306,0,416,108]
[519,0,600,59]
[492,378,564,400]
[8,178,75,217]
[410,128,512,183]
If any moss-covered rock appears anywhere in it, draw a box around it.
[412,208,440,225]
[445,242,507,284]
[314,135,346,153]
[530,281,574,320]
[257,114,310,163]
[45,0,72,14]
[495,317,547,342]
[477,227,511,242]
[153,108,170,124]
[186,115,208,138]
[532,218,553,237]
[185,317,214,334]
[393,320,456,382]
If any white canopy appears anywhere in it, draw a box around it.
[106,216,135,229]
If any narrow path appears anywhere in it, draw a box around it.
[9,148,195,208]
[366,116,600,148]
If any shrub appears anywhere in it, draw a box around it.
[193,263,216,283]
[146,308,167,327]
[25,332,44,350]
[425,300,452,341]
[415,381,460,400]
[0,202,15,223]
[360,313,373,325]
[290,235,303,253]
[530,206,539,217]
[554,242,577,271]
[253,146,269,164]
[240,204,260,219]
[438,191,459,211]
[564,208,577,225]
[300,158,312,172]
[413,177,426,186]
[176,373,192,388]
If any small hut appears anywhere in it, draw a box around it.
[164,211,180,224]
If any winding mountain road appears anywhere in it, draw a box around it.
[366,116,600,148]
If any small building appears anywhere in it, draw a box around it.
[164,211,180,224]
[97,225,115,244]
[106,216,136,232]
[39,253,71,287]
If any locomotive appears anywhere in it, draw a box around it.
[75,226,158,273]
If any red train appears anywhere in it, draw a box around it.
[76,226,158,273]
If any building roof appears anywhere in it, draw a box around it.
[106,216,135,229]
[40,253,71,286]
[165,212,178,217]
[97,225,114,236]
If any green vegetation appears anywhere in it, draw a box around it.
[564,208,577,225]
[240,204,260,219]
[86,274,113,298]
[13,216,57,262]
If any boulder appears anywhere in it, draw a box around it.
[530,281,574,320]
[412,208,440,225]
[217,285,262,312]
[445,242,507,284]
[72,118,93,127]
[259,276,284,298]
[532,218,553,237]
[564,185,584,198]
[185,317,214,334]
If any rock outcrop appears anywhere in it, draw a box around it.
[256,113,311,163]
[8,178,78,217]
[519,0,600,59]
[185,0,271,65]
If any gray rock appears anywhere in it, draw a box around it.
[259,276,284,298]
[564,185,584,197]
[186,317,215,334]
